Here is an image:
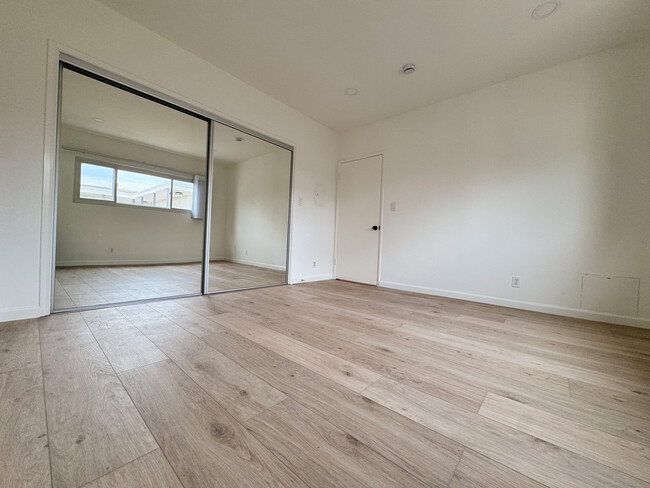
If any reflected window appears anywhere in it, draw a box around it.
[79,163,115,201]
[117,170,171,208]
[172,180,194,210]
[75,158,199,213]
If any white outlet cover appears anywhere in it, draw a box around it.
[511,276,521,288]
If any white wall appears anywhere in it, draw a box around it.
[56,127,206,266]
[209,151,291,271]
[0,0,338,321]
[224,150,291,270]
[209,161,228,261]
[340,38,650,327]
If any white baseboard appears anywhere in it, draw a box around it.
[379,280,650,330]
[224,257,286,271]
[291,274,333,284]
[56,258,202,267]
[0,305,46,323]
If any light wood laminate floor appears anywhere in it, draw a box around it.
[2,280,650,487]
[54,261,286,310]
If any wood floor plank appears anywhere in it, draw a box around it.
[115,304,169,328]
[390,322,650,395]
[118,359,307,488]
[245,398,429,488]
[83,449,183,488]
[39,312,90,343]
[174,294,234,317]
[4,280,648,488]
[569,379,650,421]
[494,387,650,447]
[314,282,649,362]
[0,319,41,374]
[449,450,547,488]
[81,309,167,373]
[479,392,650,482]
[235,290,572,400]
[198,328,463,487]
[299,280,650,355]
[212,312,383,393]
[123,309,286,421]
[355,328,571,397]
[363,376,650,488]
[0,366,51,488]
[446,314,645,358]
[235,289,650,445]
[500,317,650,356]
[147,301,228,338]
[443,316,650,372]
[228,305,487,412]
[40,313,158,488]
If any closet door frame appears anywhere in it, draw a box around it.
[46,47,294,314]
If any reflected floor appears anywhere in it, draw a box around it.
[54,261,285,310]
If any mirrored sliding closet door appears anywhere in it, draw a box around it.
[206,123,292,292]
[53,66,209,311]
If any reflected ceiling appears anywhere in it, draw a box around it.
[61,69,280,163]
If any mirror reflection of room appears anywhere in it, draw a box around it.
[54,68,208,310]
[208,123,291,292]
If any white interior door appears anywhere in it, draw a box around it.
[335,155,382,285]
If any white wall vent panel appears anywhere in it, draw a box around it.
[580,274,640,317]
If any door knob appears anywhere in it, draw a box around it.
[372,225,380,231]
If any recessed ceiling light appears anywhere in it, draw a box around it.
[402,63,416,75]
[235,136,243,142]
[531,1,560,19]
[91,117,105,123]
[344,88,359,96]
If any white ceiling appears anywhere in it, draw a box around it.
[96,0,650,131]
[61,69,282,162]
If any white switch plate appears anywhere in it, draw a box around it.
[511,276,521,288]
[390,202,396,211]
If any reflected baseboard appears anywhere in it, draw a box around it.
[56,258,202,268]
[212,257,286,272]
[55,257,286,271]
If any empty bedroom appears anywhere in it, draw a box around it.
[1,1,649,487]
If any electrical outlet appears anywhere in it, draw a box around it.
[511,276,521,288]
[312,261,317,268]
[390,202,396,212]
[245,250,248,256]
[298,196,303,206]
[109,247,114,253]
